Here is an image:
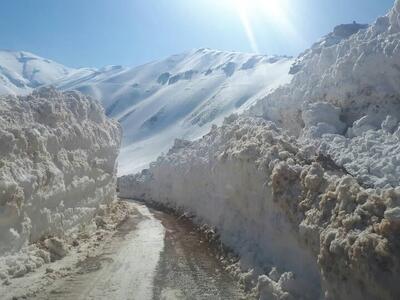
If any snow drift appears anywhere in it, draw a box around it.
[119,1,400,299]
[0,88,121,255]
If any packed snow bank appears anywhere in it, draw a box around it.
[0,88,121,256]
[249,0,400,188]
[119,116,322,298]
[119,115,400,300]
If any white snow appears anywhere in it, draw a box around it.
[119,115,400,300]
[0,49,293,176]
[0,88,121,257]
[249,0,400,188]
[54,49,294,175]
[0,50,78,96]
[119,116,323,299]
[316,124,400,188]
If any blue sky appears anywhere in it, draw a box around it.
[0,0,394,68]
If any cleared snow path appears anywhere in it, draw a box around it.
[27,200,244,300]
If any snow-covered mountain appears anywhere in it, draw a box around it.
[53,49,294,175]
[0,50,77,95]
[0,49,293,175]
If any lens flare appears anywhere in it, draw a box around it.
[234,0,260,53]
[233,0,304,53]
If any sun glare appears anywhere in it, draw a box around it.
[234,0,260,52]
[232,0,303,53]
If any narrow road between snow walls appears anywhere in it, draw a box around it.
[2,200,246,300]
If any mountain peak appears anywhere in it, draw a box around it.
[0,49,74,95]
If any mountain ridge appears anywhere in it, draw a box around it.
[0,48,294,175]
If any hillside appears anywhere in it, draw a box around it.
[53,49,294,174]
[0,49,293,175]
[0,50,77,95]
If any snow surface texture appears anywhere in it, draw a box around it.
[119,116,400,300]
[53,49,293,175]
[301,103,400,188]
[249,1,400,188]
[0,88,121,256]
[0,50,77,96]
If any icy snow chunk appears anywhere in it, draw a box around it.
[347,115,378,137]
[381,115,398,133]
[384,207,400,222]
[302,102,346,138]
[315,127,400,187]
[44,237,68,261]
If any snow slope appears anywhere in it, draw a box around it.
[0,88,121,257]
[0,49,293,175]
[0,50,79,96]
[54,49,293,175]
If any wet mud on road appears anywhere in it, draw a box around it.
[151,208,246,300]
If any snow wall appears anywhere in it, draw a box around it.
[119,1,400,299]
[0,88,121,255]
[119,116,400,299]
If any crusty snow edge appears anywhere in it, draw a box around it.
[0,88,122,256]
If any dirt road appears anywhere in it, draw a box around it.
[26,200,245,300]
